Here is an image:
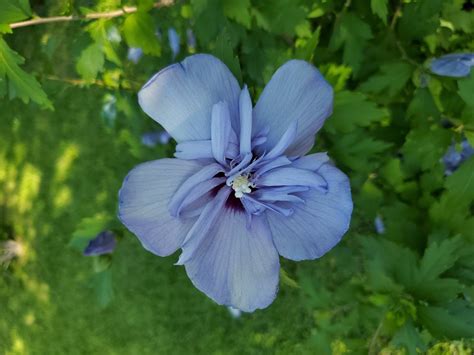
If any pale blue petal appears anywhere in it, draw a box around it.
[254,156,292,178]
[257,167,327,192]
[242,195,294,216]
[266,164,353,260]
[239,85,253,155]
[138,54,240,142]
[254,60,333,157]
[175,140,213,160]
[168,163,224,217]
[118,159,203,256]
[263,121,298,161]
[177,187,231,264]
[291,152,329,171]
[211,102,232,166]
[182,211,280,312]
[430,53,474,78]
[176,177,226,217]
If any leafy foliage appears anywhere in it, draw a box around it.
[0,0,473,353]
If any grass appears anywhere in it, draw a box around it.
[0,84,317,355]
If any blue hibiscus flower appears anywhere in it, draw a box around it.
[430,53,474,78]
[118,54,353,312]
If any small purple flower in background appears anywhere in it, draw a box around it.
[442,138,474,175]
[186,28,196,52]
[374,215,385,234]
[83,231,117,256]
[119,54,353,312]
[141,131,171,147]
[168,28,180,59]
[430,53,474,78]
[460,139,474,160]
[127,47,143,64]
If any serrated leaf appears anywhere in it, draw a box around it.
[371,0,388,24]
[401,126,451,173]
[326,91,388,133]
[418,237,463,281]
[329,12,372,73]
[222,0,251,28]
[0,37,52,109]
[398,0,443,40]
[76,43,105,81]
[256,0,306,35]
[418,302,474,339]
[444,156,474,202]
[212,28,242,84]
[0,0,32,24]
[122,11,161,56]
[391,321,426,355]
[330,130,392,172]
[360,62,414,98]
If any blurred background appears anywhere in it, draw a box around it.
[1,0,473,354]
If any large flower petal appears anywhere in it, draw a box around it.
[266,163,352,261]
[253,60,333,157]
[182,210,280,312]
[138,54,241,142]
[118,159,204,256]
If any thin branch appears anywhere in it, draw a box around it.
[368,317,384,355]
[44,75,142,92]
[10,0,173,29]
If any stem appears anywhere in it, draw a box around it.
[10,0,173,29]
[368,317,384,355]
[44,75,141,92]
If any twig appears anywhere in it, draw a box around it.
[368,317,384,355]
[44,75,142,92]
[10,0,173,29]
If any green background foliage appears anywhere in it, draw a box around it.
[1,0,473,353]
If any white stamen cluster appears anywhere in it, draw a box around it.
[231,175,254,198]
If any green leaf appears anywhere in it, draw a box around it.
[0,37,52,109]
[255,0,306,35]
[360,62,414,98]
[398,0,443,40]
[391,321,426,355]
[417,237,463,281]
[295,27,320,62]
[329,12,372,73]
[370,0,388,24]
[280,269,299,289]
[458,72,474,107]
[445,157,474,202]
[69,215,110,252]
[418,302,474,339]
[122,11,161,56]
[0,0,32,24]
[76,43,105,81]
[401,126,451,173]
[212,28,242,84]
[222,0,251,29]
[330,130,392,172]
[326,91,388,133]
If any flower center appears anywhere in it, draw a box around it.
[231,174,254,198]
